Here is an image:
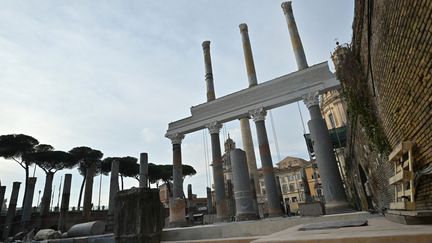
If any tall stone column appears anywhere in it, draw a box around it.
[206,187,213,214]
[58,174,72,232]
[230,149,259,221]
[108,159,119,215]
[2,182,20,240]
[139,153,148,188]
[303,92,350,213]
[21,177,36,226]
[239,23,258,86]
[187,184,194,223]
[0,186,5,213]
[206,121,229,220]
[250,108,283,217]
[239,118,260,196]
[281,1,308,70]
[238,23,260,199]
[202,41,216,102]
[167,133,186,225]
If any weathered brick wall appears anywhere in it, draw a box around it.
[351,0,432,210]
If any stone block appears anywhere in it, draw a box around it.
[34,229,62,240]
[299,202,324,217]
[114,187,164,243]
[67,221,106,238]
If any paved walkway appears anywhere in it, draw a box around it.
[253,217,432,243]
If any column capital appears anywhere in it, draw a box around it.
[250,107,267,122]
[167,133,185,145]
[239,23,248,32]
[302,91,320,108]
[206,121,222,134]
[202,40,210,49]
[281,1,292,14]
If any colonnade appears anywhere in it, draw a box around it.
[165,1,350,225]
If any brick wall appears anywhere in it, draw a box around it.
[349,0,432,210]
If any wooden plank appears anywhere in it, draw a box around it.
[390,201,416,210]
[389,141,416,162]
[389,170,414,185]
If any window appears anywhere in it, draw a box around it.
[292,197,297,202]
[282,184,289,194]
[328,113,336,128]
[289,183,295,192]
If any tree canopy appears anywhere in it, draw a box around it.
[101,156,140,178]
[148,163,196,186]
[27,150,77,173]
[69,146,103,168]
[0,134,39,167]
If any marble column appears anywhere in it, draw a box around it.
[58,174,72,232]
[206,121,229,220]
[206,187,213,214]
[2,182,20,240]
[239,118,260,197]
[230,149,259,221]
[139,153,148,188]
[21,177,37,225]
[281,1,308,70]
[239,23,258,86]
[167,133,186,225]
[303,92,350,213]
[108,159,120,215]
[202,41,216,102]
[0,186,5,213]
[250,108,283,217]
[238,23,260,200]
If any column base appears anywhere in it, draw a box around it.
[169,198,187,227]
[216,199,230,221]
[236,213,260,222]
[268,207,284,218]
[325,200,354,215]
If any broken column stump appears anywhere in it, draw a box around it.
[114,187,164,243]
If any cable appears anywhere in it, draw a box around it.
[269,110,281,162]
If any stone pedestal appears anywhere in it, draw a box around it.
[21,177,37,227]
[230,149,259,221]
[169,198,186,227]
[2,182,20,240]
[58,174,72,232]
[299,202,325,217]
[114,188,164,243]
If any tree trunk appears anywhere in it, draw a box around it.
[121,175,124,190]
[77,176,86,211]
[40,172,54,216]
[83,166,96,218]
[22,165,30,208]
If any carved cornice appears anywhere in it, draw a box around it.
[166,133,185,145]
[206,121,222,134]
[302,91,320,108]
[250,107,267,122]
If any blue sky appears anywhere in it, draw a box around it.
[0,1,354,208]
